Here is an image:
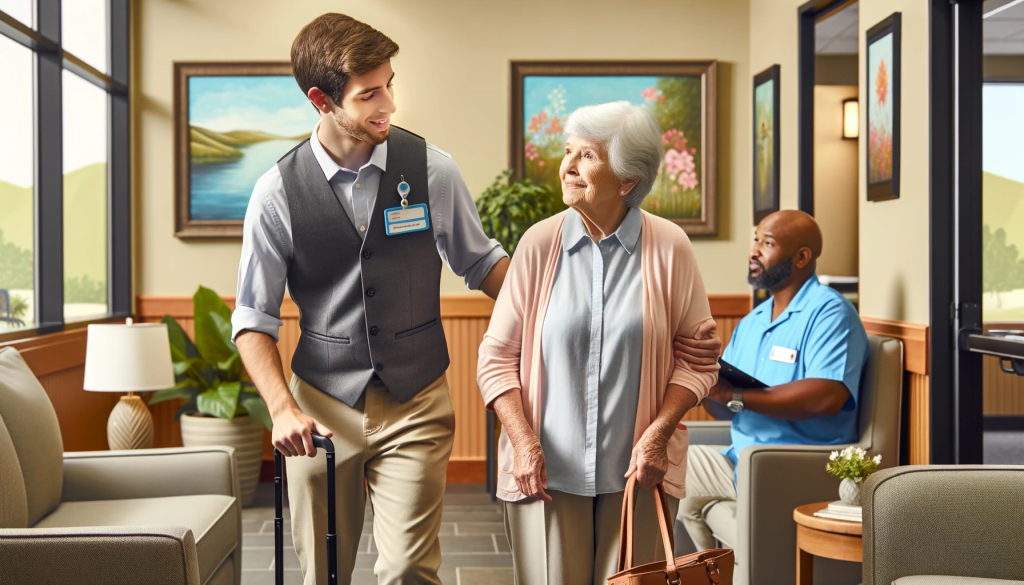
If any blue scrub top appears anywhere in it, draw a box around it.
[722,275,868,468]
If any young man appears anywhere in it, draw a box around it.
[230,14,509,585]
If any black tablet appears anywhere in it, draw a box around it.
[718,358,767,389]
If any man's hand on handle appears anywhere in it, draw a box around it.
[271,406,334,458]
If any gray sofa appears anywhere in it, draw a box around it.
[678,334,904,585]
[863,465,1024,585]
[0,346,242,585]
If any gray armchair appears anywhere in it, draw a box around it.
[677,334,904,585]
[0,346,242,585]
[863,465,1024,585]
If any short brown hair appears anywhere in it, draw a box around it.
[291,13,399,104]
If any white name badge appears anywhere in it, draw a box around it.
[384,203,430,236]
[769,346,798,364]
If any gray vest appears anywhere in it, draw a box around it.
[278,127,450,406]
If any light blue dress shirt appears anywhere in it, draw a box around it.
[230,124,507,342]
[721,275,869,468]
[540,207,644,497]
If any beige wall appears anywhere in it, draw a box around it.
[749,0,930,324]
[985,55,1024,80]
[816,55,859,86]
[132,0,755,299]
[857,0,930,324]
[813,85,859,277]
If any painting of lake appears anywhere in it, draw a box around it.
[187,75,319,221]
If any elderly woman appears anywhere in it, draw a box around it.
[477,101,720,585]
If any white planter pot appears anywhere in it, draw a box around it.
[838,477,862,506]
[180,414,265,507]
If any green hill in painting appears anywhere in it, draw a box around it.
[190,126,308,161]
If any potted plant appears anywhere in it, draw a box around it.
[149,286,272,507]
[826,446,882,506]
[475,170,566,254]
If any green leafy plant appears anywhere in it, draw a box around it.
[148,286,272,430]
[475,170,566,255]
[825,446,881,482]
[9,294,28,319]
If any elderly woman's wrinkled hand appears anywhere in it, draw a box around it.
[512,436,552,502]
[674,319,723,373]
[624,431,670,489]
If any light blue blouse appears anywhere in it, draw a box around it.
[540,207,644,496]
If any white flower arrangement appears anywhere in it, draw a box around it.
[825,446,882,482]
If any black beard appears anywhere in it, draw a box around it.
[748,254,795,291]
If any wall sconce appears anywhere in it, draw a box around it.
[842,98,859,140]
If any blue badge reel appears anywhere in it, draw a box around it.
[385,175,430,236]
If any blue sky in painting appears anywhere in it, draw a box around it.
[189,75,320,137]
[523,76,659,131]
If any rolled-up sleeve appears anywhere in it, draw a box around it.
[476,253,526,409]
[231,172,291,343]
[428,146,508,290]
[668,237,720,401]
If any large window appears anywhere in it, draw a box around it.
[982,82,1024,321]
[0,0,130,337]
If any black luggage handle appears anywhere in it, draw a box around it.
[275,433,336,585]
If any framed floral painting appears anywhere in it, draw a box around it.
[510,61,718,235]
[753,64,781,225]
[866,13,901,202]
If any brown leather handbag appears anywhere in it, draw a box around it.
[607,473,734,585]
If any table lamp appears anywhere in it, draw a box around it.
[84,318,175,450]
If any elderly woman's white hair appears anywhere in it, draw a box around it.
[563,101,663,208]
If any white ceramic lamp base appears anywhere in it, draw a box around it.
[107,394,155,450]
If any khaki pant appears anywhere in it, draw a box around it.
[286,374,455,585]
[504,489,680,585]
[677,445,736,551]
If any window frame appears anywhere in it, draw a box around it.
[0,0,131,342]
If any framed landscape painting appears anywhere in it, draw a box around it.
[866,13,901,202]
[753,65,780,225]
[511,61,718,235]
[174,62,320,239]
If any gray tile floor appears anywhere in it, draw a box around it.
[241,483,513,585]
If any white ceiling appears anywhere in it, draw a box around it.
[814,1,1024,56]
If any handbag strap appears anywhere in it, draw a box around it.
[616,472,679,580]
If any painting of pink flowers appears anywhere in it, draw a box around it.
[866,14,900,201]
[512,62,718,234]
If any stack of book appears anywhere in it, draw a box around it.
[812,501,862,523]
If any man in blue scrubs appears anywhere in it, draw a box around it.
[677,210,868,551]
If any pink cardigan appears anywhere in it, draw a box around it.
[477,209,719,501]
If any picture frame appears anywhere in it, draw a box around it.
[510,61,718,235]
[753,64,781,225]
[865,13,901,202]
[173,62,319,239]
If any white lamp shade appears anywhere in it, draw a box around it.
[843,99,860,139]
[84,323,176,392]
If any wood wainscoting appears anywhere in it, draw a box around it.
[9,292,975,478]
[861,317,930,465]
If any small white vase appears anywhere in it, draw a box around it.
[838,477,862,506]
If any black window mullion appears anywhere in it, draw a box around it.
[34,0,63,335]
[109,0,130,317]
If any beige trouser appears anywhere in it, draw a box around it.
[504,489,680,585]
[286,374,455,585]
[677,445,736,551]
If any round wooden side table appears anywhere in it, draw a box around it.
[793,502,863,585]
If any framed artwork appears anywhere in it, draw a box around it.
[510,61,718,235]
[866,13,901,202]
[174,62,320,239]
[753,65,781,225]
